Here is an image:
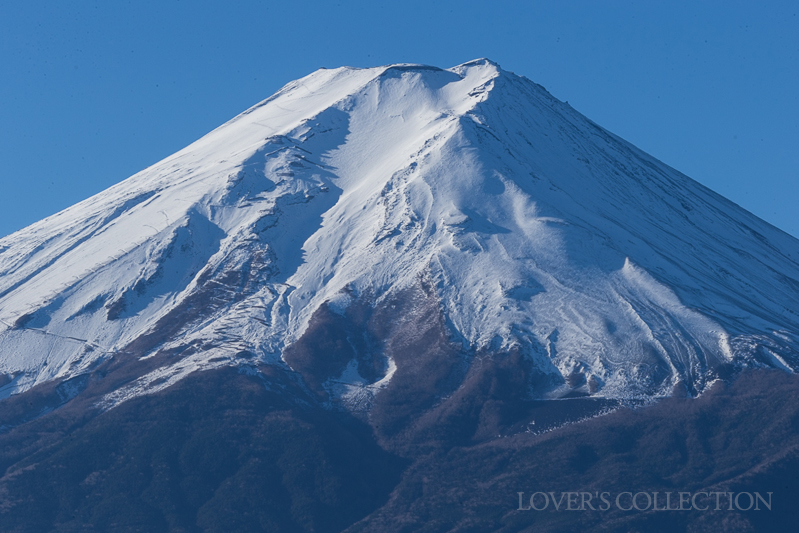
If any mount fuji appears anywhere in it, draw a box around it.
[1,59,797,409]
[2,59,799,532]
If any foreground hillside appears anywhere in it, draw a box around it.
[0,369,794,531]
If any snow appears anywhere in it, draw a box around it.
[1,59,798,406]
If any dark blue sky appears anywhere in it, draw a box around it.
[1,0,797,238]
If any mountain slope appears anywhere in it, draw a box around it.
[1,59,798,410]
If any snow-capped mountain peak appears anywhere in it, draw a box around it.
[1,59,798,408]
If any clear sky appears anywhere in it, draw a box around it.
[1,1,797,239]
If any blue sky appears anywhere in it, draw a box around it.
[1,0,797,238]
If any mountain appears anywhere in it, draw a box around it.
[1,59,799,531]
[1,59,797,406]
